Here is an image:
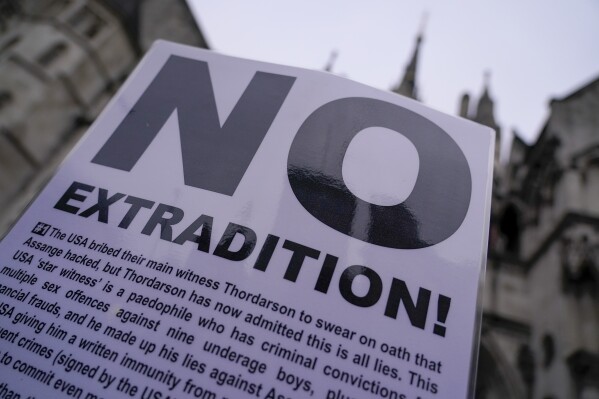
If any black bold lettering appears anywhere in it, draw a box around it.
[287,97,471,249]
[118,196,155,229]
[339,265,382,307]
[281,240,320,282]
[173,214,213,252]
[78,188,125,223]
[253,234,280,272]
[385,278,431,329]
[54,181,94,214]
[141,204,184,241]
[92,55,295,195]
[315,254,338,294]
[213,223,257,261]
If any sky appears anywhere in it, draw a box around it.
[188,0,599,155]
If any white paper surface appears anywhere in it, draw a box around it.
[0,41,494,399]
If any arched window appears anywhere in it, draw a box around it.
[0,90,13,111]
[500,203,521,255]
[37,42,68,66]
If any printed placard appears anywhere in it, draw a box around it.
[0,41,494,399]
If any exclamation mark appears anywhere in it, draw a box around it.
[433,295,451,337]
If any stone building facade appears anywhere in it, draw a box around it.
[486,77,599,399]
[1,2,597,398]
[0,0,208,233]
[394,32,599,399]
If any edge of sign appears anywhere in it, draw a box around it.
[466,125,496,399]
[0,40,498,398]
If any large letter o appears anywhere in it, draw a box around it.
[287,98,471,249]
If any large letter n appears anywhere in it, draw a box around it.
[92,55,295,195]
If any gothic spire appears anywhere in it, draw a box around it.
[324,50,338,72]
[474,71,501,166]
[394,15,427,100]
[474,71,499,131]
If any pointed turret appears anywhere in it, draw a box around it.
[393,15,427,100]
[459,93,471,118]
[474,71,499,132]
[324,50,338,73]
[393,32,423,100]
[473,71,501,169]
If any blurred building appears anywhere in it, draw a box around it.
[1,2,597,398]
[394,32,599,399]
[484,77,599,399]
[0,0,207,233]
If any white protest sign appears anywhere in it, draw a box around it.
[0,41,494,399]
